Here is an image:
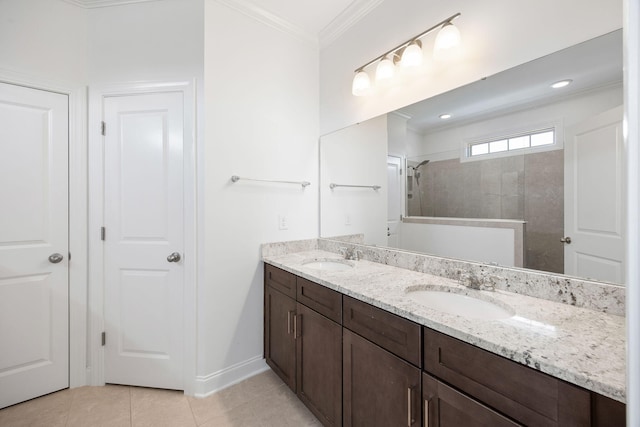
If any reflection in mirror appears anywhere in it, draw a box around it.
[320,30,625,284]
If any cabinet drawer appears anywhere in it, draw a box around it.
[423,372,521,427]
[297,277,342,324]
[265,264,296,298]
[424,328,590,426]
[343,295,421,367]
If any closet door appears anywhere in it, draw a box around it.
[0,82,69,408]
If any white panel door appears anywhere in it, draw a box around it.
[103,92,184,390]
[0,82,69,408]
[387,156,403,247]
[564,106,625,283]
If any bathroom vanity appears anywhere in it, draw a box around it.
[262,242,626,426]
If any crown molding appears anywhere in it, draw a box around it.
[319,0,384,49]
[215,0,318,47]
[62,0,163,8]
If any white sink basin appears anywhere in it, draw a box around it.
[302,259,354,271]
[407,289,514,320]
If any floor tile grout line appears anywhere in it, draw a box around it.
[64,387,75,427]
[185,392,199,426]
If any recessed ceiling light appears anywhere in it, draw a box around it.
[439,113,452,119]
[551,79,572,89]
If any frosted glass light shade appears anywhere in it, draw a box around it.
[352,70,371,96]
[434,22,461,53]
[401,41,423,67]
[375,57,395,81]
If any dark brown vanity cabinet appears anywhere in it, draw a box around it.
[264,263,626,427]
[423,372,520,427]
[423,328,625,427]
[343,329,421,427]
[342,296,422,427]
[264,265,342,426]
[264,283,296,390]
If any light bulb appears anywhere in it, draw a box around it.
[434,22,461,58]
[551,79,572,89]
[375,57,395,81]
[401,40,423,67]
[352,70,371,96]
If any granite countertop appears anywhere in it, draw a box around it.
[263,249,626,403]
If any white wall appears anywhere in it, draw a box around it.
[399,222,517,266]
[87,0,204,83]
[320,115,387,246]
[413,84,624,160]
[625,0,640,422]
[319,0,622,135]
[201,0,319,394]
[387,112,409,155]
[0,0,87,84]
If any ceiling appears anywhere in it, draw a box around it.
[398,30,623,133]
[243,0,354,35]
[63,0,383,47]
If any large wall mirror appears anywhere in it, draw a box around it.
[320,29,624,285]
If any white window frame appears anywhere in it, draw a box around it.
[460,120,564,163]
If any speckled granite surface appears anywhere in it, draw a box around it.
[261,247,626,403]
[318,239,625,316]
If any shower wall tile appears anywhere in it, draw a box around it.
[408,149,564,275]
[483,194,502,218]
[524,150,564,273]
[480,162,501,195]
[501,171,520,196]
[502,195,523,219]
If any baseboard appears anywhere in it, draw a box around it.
[193,356,269,398]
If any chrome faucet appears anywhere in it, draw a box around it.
[339,247,363,261]
[459,270,500,291]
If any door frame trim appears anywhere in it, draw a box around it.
[88,80,197,394]
[0,68,88,390]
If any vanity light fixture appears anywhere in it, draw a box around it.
[434,21,462,54]
[352,12,462,96]
[439,113,452,119]
[375,56,396,81]
[400,40,424,67]
[551,79,572,89]
[352,69,372,96]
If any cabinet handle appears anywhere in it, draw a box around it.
[287,311,293,334]
[293,314,298,339]
[424,398,430,427]
[407,387,414,426]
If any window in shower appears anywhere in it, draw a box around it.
[467,128,556,158]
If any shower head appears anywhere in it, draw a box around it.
[410,159,429,185]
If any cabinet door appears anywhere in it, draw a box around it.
[297,303,342,426]
[424,328,591,426]
[423,373,521,427]
[264,286,296,391]
[343,329,421,427]
[591,393,626,427]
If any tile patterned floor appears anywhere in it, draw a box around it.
[0,369,322,427]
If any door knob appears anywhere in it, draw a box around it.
[48,253,64,263]
[167,252,181,263]
[560,236,572,244]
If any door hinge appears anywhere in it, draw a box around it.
[101,227,106,241]
[68,252,71,261]
[101,121,106,136]
[101,332,106,346]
